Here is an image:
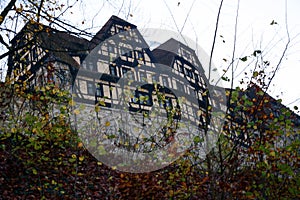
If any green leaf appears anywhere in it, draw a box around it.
[239,56,247,62]
[253,50,262,57]
[253,71,259,78]
[193,136,203,144]
[68,158,76,163]
[32,168,38,175]
[221,76,230,82]
[270,20,278,25]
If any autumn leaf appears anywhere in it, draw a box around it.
[105,121,110,127]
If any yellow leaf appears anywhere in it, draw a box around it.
[71,154,76,159]
[11,127,17,133]
[77,142,83,148]
[95,105,100,112]
[197,110,202,116]
[32,168,38,175]
[44,150,50,154]
[32,128,37,134]
[270,151,275,157]
[73,109,80,115]
[97,162,102,166]
[105,121,110,127]
[79,156,84,161]
[69,100,75,106]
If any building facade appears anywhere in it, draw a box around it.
[6,16,215,154]
[6,15,298,154]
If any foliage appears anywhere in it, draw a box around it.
[1,76,299,199]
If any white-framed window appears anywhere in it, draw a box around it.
[87,81,95,95]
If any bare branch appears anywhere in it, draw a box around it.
[180,0,196,33]
[265,0,290,91]
[163,0,188,45]
[0,0,17,26]
[37,0,45,23]
[208,0,224,82]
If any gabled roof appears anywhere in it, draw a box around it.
[89,15,137,49]
[7,22,90,80]
[11,22,90,52]
[152,38,205,74]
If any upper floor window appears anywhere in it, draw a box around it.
[185,68,193,78]
[162,76,169,87]
[87,61,96,71]
[194,73,199,82]
[120,47,132,59]
[122,67,134,79]
[108,44,115,53]
[181,49,191,60]
[115,24,124,33]
[109,65,118,76]
[139,71,146,82]
[133,91,152,106]
[152,74,158,83]
[136,50,144,60]
[96,83,104,97]
[87,81,95,95]
[174,60,184,74]
[177,81,184,92]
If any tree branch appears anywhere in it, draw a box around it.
[0,0,17,26]
[208,0,224,82]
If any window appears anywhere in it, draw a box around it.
[87,81,95,95]
[122,67,134,79]
[82,61,87,69]
[179,65,184,74]
[110,26,116,35]
[87,61,96,71]
[108,44,115,53]
[177,81,184,92]
[194,73,199,82]
[185,68,193,78]
[162,76,169,87]
[126,51,132,58]
[109,65,117,76]
[139,71,146,82]
[136,50,144,60]
[174,60,184,73]
[164,97,172,109]
[122,67,129,77]
[120,47,132,57]
[115,24,124,33]
[32,47,38,60]
[120,48,126,55]
[133,91,152,106]
[96,84,103,97]
[152,74,157,83]
[182,49,191,60]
